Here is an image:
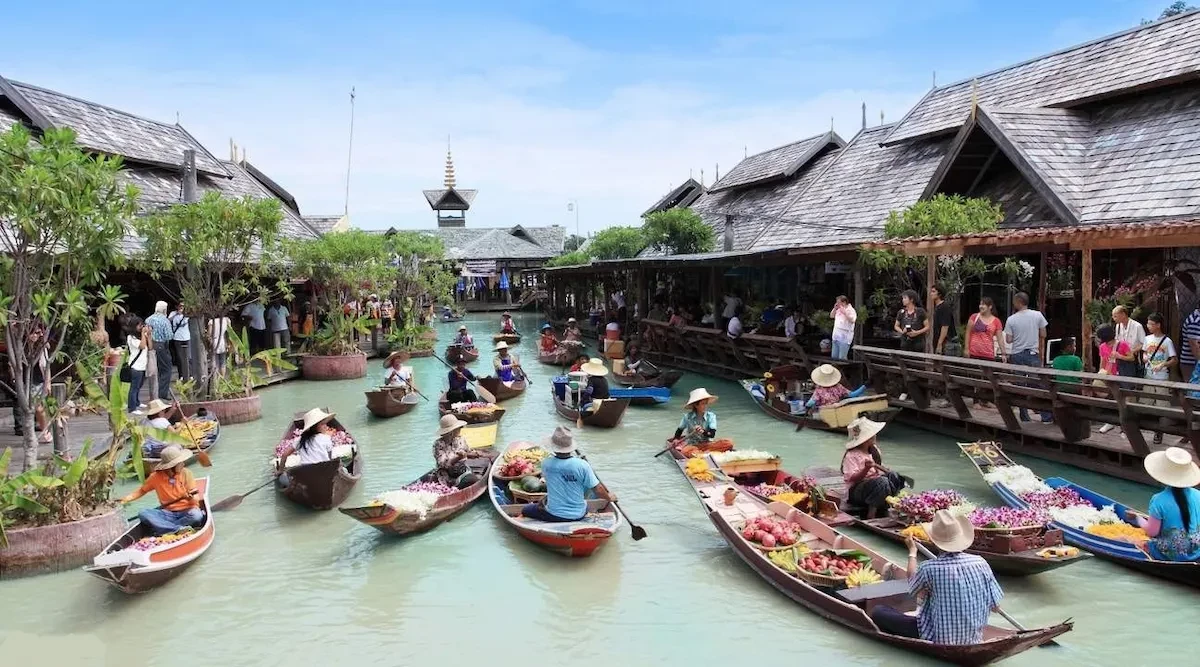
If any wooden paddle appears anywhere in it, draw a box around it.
[434,354,496,403]
[578,452,646,541]
[654,437,683,458]
[210,477,276,512]
[911,540,1059,647]
[169,392,211,467]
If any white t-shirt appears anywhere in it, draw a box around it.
[784,316,798,338]
[169,311,190,342]
[266,305,290,332]
[210,317,232,354]
[241,303,266,330]
[148,416,171,429]
[295,432,335,466]
[127,335,148,372]
[832,305,857,344]
[727,316,743,339]
[1143,334,1177,380]
[612,293,626,309]
[384,366,412,386]
[722,295,741,318]
[1116,319,1146,354]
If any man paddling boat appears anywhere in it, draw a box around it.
[870,510,1004,645]
[500,312,518,334]
[539,324,559,354]
[119,445,203,536]
[446,359,478,403]
[453,325,475,351]
[563,317,582,342]
[520,427,616,522]
[493,342,524,385]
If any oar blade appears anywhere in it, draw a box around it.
[630,524,648,541]
[195,451,212,467]
[210,494,244,512]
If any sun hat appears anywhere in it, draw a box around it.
[502,311,511,317]
[581,357,608,377]
[437,413,468,436]
[154,445,193,471]
[494,341,509,352]
[922,509,975,553]
[145,399,172,416]
[301,408,336,433]
[685,387,718,408]
[458,325,468,331]
[546,426,576,454]
[1144,447,1200,488]
[567,317,577,323]
[845,417,885,450]
[384,350,411,366]
[541,323,553,331]
[810,364,842,388]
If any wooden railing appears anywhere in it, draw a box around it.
[855,345,1200,456]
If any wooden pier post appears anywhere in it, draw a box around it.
[925,255,936,353]
[1080,247,1093,371]
[853,264,864,346]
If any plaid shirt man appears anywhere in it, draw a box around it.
[911,552,1003,644]
[145,313,173,343]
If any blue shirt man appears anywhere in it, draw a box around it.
[520,427,616,523]
[145,311,173,343]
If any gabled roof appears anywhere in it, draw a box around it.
[750,124,950,249]
[884,10,1200,145]
[422,188,478,209]
[0,75,230,177]
[242,160,300,214]
[422,224,565,261]
[642,178,706,217]
[708,131,845,192]
[302,214,347,235]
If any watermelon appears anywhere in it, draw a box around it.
[521,475,544,493]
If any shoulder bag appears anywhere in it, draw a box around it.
[119,347,144,383]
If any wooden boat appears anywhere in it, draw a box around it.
[438,393,506,423]
[609,386,670,406]
[538,347,573,366]
[853,516,1090,576]
[142,418,220,468]
[612,369,681,388]
[740,378,895,430]
[552,389,629,428]
[441,314,463,322]
[340,449,498,535]
[477,376,528,402]
[720,463,855,528]
[364,386,420,418]
[445,344,480,364]
[673,456,1072,664]
[960,441,1200,587]
[274,411,363,510]
[83,477,215,593]
[488,440,620,557]
[493,332,521,344]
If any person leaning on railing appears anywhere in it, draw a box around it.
[1002,292,1048,423]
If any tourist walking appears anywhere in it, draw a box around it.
[894,289,928,352]
[1181,303,1200,383]
[209,311,233,376]
[1003,292,1047,422]
[168,303,191,383]
[241,300,267,354]
[1143,312,1178,445]
[145,301,174,401]
[929,285,959,356]
[1112,305,1145,381]
[124,318,150,414]
[266,301,291,352]
[830,296,856,360]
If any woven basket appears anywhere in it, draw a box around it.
[509,481,547,503]
[794,567,849,588]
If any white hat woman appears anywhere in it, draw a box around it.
[840,417,910,519]
[805,364,868,413]
[276,409,338,477]
[454,325,474,350]
[564,317,582,342]
[579,358,610,409]
[494,341,522,383]
[144,399,174,429]
[383,351,414,389]
[118,444,203,536]
[519,426,616,523]
[673,388,719,446]
[1129,447,1200,560]
[431,414,481,488]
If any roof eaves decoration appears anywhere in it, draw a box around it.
[883,10,1200,145]
[241,160,300,214]
[708,131,845,193]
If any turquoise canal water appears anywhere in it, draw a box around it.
[1,313,1193,666]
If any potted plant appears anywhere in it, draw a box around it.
[175,329,295,423]
[1046,252,1076,297]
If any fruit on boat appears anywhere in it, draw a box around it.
[685,458,715,482]
[766,544,811,572]
[740,515,804,548]
[131,527,195,551]
[503,448,549,464]
[768,492,808,506]
[521,475,546,493]
[499,459,537,478]
[797,550,872,579]
[845,566,882,588]
[899,525,929,541]
[169,418,217,449]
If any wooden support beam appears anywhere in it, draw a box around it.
[1080,247,1093,371]
[1110,383,1151,457]
[853,264,864,346]
[984,367,1025,432]
[893,355,930,409]
[934,359,973,420]
[1036,251,1048,312]
[925,255,936,354]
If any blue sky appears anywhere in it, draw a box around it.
[0,0,1179,234]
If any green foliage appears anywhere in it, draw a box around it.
[588,226,647,260]
[95,285,128,323]
[387,325,436,352]
[563,234,587,252]
[219,328,297,396]
[641,208,715,255]
[882,194,1003,240]
[546,250,591,268]
[304,311,377,357]
[387,231,455,328]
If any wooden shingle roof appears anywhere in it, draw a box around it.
[422,188,478,209]
[884,10,1200,145]
[642,178,705,217]
[708,131,844,192]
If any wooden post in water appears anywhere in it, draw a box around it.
[925,255,936,353]
[1080,246,1093,371]
[853,264,865,346]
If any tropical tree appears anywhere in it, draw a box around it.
[135,192,287,398]
[385,231,455,351]
[546,250,590,268]
[563,234,587,252]
[0,125,138,471]
[588,226,647,260]
[641,208,715,255]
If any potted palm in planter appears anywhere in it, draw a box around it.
[175,329,295,423]
[383,232,455,357]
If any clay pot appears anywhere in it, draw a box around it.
[0,507,127,579]
[723,487,739,506]
[178,394,262,424]
[301,353,368,381]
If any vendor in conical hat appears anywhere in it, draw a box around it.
[453,325,474,350]
[382,350,415,390]
[118,444,203,536]
[579,357,610,406]
[674,388,718,445]
[803,364,867,413]
[1129,447,1200,561]
[563,317,582,341]
[493,341,523,384]
[840,417,910,519]
[499,312,517,334]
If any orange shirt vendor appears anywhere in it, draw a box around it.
[119,445,204,536]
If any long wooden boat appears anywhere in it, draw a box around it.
[612,369,681,388]
[441,314,463,322]
[715,460,855,528]
[142,418,220,468]
[538,347,573,366]
[740,379,895,430]
[83,477,215,593]
[340,449,498,535]
[493,332,521,344]
[609,386,670,406]
[552,390,629,428]
[960,441,1200,587]
[673,456,1072,664]
[364,386,420,418]
[438,393,506,423]
[488,440,620,557]
[853,516,1089,577]
[274,412,363,510]
[478,376,528,402]
[445,344,480,364]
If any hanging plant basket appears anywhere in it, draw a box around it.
[1048,289,1078,300]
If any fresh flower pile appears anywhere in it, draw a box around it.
[685,458,715,482]
[982,465,1051,496]
[370,480,457,519]
[747,483,788,497]
[894,489,974,523]
[710,449,778,464]
[402,481,456,495]
[276,427,354,456]
[1085,522,1149,542]
[1020,487,1086,510]
[968,506,1048,530]
[1046,503,1124,530]
[131,527,195,551]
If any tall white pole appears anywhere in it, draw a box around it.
[344,87,356,217]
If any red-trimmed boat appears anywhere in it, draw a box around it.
[341,450,497,535]
[488,440,620,557]
[83,477,215,593]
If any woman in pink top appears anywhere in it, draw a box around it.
[1094,323,1129,433]
[841,417,911,518]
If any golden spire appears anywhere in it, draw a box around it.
[443,135,456,189]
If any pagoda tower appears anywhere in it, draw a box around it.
[422,141,476,228]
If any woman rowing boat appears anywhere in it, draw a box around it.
[382,351,416,390]
[430,414,486,488]
[674,388,718,445]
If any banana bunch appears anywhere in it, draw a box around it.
[504,448,549,464]
[685,458,714,482]
[900,525,929,541]
[170,418,216,448]
[845,567,883,588]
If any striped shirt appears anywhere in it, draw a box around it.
[911,552,1003,645]
[1181,309,1200,365]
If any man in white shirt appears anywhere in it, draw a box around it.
[726,305,744,339]
[722,292,742,324]
[168,304,191,382]
[1112,305,1145,380]
[266,301,291,352]
[784,307,800,339]
[612,291,627,327]
[241,301,267,354]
